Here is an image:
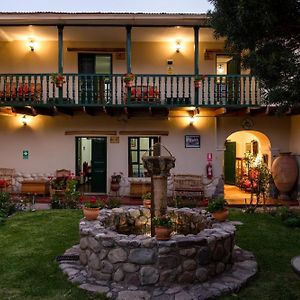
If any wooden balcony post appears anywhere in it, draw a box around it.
[57,25,64,101]
[194,26,200,106]
[126,26,132,103]
[126,26,132,73]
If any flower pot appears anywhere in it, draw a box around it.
[212,208,229,222]
[110,182,120,192]
[194,80,201,88]
[155,226,172,241]
[125,81,133,88]
[83,207,100,221]
[143,199,151,208]
[271,152,298,200]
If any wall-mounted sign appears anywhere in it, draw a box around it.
[110,136,120,144]
[23,150,29,160]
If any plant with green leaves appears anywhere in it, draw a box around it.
[207,197,228,213]
[152,215,173,228]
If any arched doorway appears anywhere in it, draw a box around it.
[223,130,271,202]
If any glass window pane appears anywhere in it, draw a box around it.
[131,151,138,163]
[95,55,111,74]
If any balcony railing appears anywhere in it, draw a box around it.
[0,74,262,107]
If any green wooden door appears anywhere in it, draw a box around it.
[91,138,107,193]
[224,141,236,185]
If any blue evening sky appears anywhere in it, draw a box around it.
[0,0,213,13]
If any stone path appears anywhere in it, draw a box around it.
[291,255,300,276]
[58,245,257,299]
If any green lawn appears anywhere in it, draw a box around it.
[0,210,106,300]
[224,210,300,300]
[0,209,299,300]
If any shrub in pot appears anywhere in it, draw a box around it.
[207,197,229,222]
[152,215,173,240]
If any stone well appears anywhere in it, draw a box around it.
[79,207,236,286]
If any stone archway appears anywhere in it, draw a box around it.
[223,130,271,203]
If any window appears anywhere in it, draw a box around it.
[128,137,160,177]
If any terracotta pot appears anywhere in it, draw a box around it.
[194,80,201,88]
[125,81,133,88]
[83,207,100,221]
[212,208,229,222]
[143,199,151,208]
[155,226,172,241]
[110,182,120,192]
[271,152,298,200]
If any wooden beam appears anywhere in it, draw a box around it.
[65,130,117,136]
[119,130,169,136]
[67,47,125,53]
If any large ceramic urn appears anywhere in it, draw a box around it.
[271,152,298,200]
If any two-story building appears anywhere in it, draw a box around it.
[0,12,299,197]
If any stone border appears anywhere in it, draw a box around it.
[59,245,257,300]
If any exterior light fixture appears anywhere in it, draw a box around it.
[189,116,195,126]
[217,63,224,74]
[28,40,35,52]
[175,40,181,53]
[22,115,27,126]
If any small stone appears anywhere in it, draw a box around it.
[113,268,125,282]
[165,285,182,294]
[79,252,88,266]
[100,260,113,273]
[89,252,100,270]
[129,249,156,265]
[213,243,225,261]
[159,269,177,284]
[79,283,109,294]
[129,209,141,218]
[158,255,180,269]
[197,247,210,265]
[108,248,128,263]
[195,267,208,282]
[123,263,140,273]
[179,248,196,257]
[88,237,101,252]
[216,262,225,274]
[158,247,172,255]
[182,259,197,271]
[175,291,193,300]
[117,290,151,300]
[177,271,194,283]
[80,237,88,250]
[140,266,159,285]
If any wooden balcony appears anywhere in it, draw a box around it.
[0,74,263,115]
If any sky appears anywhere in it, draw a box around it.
[0,0,213,13]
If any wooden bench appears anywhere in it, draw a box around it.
[21,180,49,195]
[173,174,204,200]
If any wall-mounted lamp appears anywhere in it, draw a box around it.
[28,40,35,52]
[217,63,224,74]
[189,116,195,126]
[175,40,181,53]
[22,115,27,126]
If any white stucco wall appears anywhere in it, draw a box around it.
[0,40,224,75]
[0,113,218,192]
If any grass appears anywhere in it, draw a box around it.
[223,209,300,300]
[0,209,300,300]
[0,210,106,300]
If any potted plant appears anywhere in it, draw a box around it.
[110,172,122,192]
[207,197,229,221]
[142,192,151,208]
[82,196,103,221]
[152,215,173,240]
[123,73,135,88]
[51,73,66,88]
[194,75,205,88]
